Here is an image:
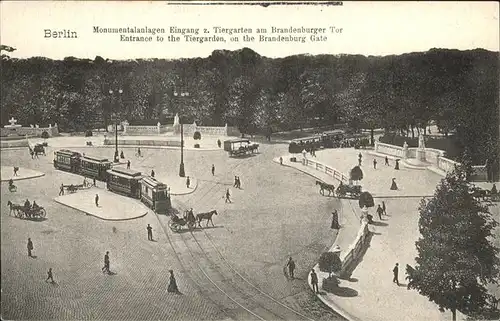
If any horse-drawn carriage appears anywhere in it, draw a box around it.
[29,143,46,158]
[224,139,259,157]
[336,183,362,199]
[168,209,218,232]
[7,201,46,219]
[169,210,196,232]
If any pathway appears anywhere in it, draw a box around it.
[281,148,467,321]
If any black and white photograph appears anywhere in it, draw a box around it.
[1,2,499,321]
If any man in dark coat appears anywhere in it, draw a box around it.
[186,176,190,188]
[376,204,384,220]
[151,169,155,178]
[95,194,99,207]
[46,268,54,283]
[310,269,319,293]
[373,159,377,169]
[147,224,153,241]
[286,257,296,279]
[392,263,399,285]
[211,164,215,176]
[27,238,34,257]
[59,183,65,196]
[385,156,389,166]
[102,251,110,273]
[127,160,131,169]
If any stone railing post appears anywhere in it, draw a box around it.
[374,140,379,152]
[157,122,161,135]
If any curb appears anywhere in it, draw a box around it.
[275,155,362,321]
[54,198,148,221]
[1,172,45,182]
[170,179,199,196]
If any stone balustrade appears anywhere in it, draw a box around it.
[1,125,59,138]
[302,158,350,183]
[339,220,371,279]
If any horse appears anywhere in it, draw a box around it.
[7,201,23,215]
[316,180,335,196]
[196,210,218,228]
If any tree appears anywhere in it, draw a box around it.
[358,191,374,208]
[407,164,499,321]
[350,166,363,183]
[318,251,342,278]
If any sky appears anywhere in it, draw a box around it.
[0,1,498,60]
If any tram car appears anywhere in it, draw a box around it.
[140,176,171,214]
[224,139,255,156]
[53,149,83,173]
[81,155,112,181]
[106,167,142,198]
[53,150,113,181]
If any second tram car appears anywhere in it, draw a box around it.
[80,155,112,181]
[106,167,142,198]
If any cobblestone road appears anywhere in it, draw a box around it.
[1,144,344,320]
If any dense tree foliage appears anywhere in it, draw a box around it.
[318,251,342,278]
[407,165,500,321]
[1,47,498,163]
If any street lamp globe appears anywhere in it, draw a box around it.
[174,91,178,97]
[118,89,123,94]
[109,89,113,94]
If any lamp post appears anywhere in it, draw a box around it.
[174,90,189,177]
[109,88,123,163]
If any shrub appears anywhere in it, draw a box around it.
[318,252,342,278]
[194,144,200,148]
[288,142,302,154]
[193,131,201,140]
[41,131,49,139]
[85,130,93,137]
[350,166,363,182]
[358,191,374,208]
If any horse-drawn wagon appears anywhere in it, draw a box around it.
[336,183,362,199]
[223,139,259,157]
[169,210,196,232]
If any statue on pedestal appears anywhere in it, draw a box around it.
[173,113,180,127]
[403,141,408,150]
[418,133,425,150]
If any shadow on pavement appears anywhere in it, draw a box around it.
[330,286,359,297]
[347,277,358,282]
[229,153,258,159]
[371,221,389,227]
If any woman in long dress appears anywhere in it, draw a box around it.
[394,159,400,170]
[390,178,398,190]
[167,270,179,293]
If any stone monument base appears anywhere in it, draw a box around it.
[416,149,426,162]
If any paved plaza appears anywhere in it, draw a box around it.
[1,165,45,181]
[2,138,497,321]
[54,188,148,220]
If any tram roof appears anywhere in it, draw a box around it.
[291,135,321,142]
[141,176,167,188]
[82,155,110,163]
[55,149,81,156]
[224,139,251,144]
[108,167,142,177]
[322,129,344,135]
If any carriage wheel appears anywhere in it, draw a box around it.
[169,223,180,232]
[188,221,195,230]
[39,208,47,218]
[15,210,23,218]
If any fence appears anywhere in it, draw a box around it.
[339,221,371,279]
[302,158,350,183]
[1,125,59,138]
[374,141,488,181]
[104,138,181,147]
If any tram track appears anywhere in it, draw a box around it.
[153,151,316,321]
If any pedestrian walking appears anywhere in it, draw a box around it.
[286,257,296,279]
[13,166,19,176]
[373,159,377,169]
[236,176,241,189]
[167,269,179,293]
[233,176,238,188]
[331,210,340,229]
[390,178,398,190]
[137,147,142,157]
[95,194,99,207]
[376,204,384,220]
[59,183,64,196]
[151,169,155,178]
[127,160,130,169]
[394,159,400,170]
[385,156,389,166]
[27,238,34,257]
[120,151,125,159]
[382,201,387,215]
[225,189,231,203]
[217,139,221,148]
[93,178,96,186]
[147,224,153,241]
[211,164,215,176]
[46,268,54,283]
[102,251,110,274]
[392,263,399,285]
[186,176,190,188]
[310,269,319,293]
[279,156,283,165]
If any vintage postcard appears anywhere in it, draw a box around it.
[1,1,499,321]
